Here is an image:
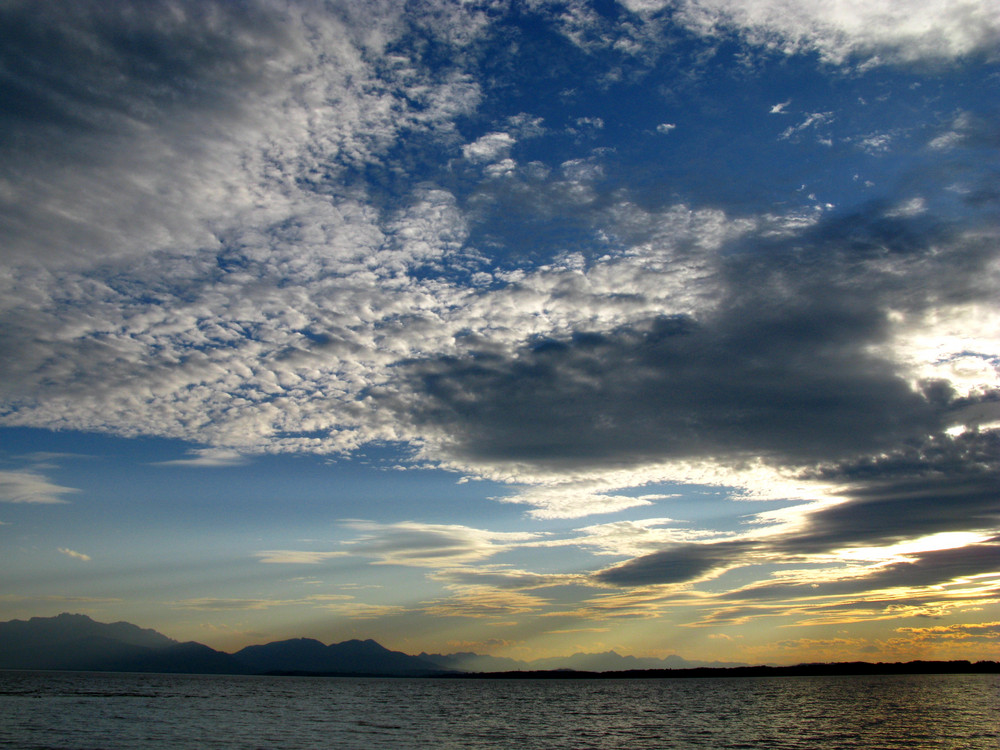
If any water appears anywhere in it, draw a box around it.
[1,671,998,749]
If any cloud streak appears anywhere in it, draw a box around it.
[57,548,91,562]
[0,471,78,504]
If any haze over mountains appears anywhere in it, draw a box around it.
[0,614,740,675]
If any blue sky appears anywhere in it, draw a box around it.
[2,0,1000,664]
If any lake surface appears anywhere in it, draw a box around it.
[1,670,998,749]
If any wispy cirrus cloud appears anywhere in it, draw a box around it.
[256,521,543,569]
[420,587,550,619]
[0,470,78,504]
[340,521,543,567]
[174,594,354,611]
[57,548,91,562]
[254,550,348,565]
[154,448,247,468]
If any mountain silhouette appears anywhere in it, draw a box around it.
[0,613,741,675]
[421,649,745,672]
[0,614,443,675]
[2,614,994,677]
[0,613,245,673]
[233,637,444,675]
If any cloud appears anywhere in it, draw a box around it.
[421,587,549,618]
[721,541,1000,604]
[785,430,1000,554]
[0,470,78,504]
[0,0,296,265]
[259,521,547,568]
[317,601,409,619]
[0,0,487,453]
[0,594,119,604]
[625,0,1000,64]
[495,485,660,520]
[569,517,722,557]
[155,448,247,468]
[57,548,91,562]
[896,621,1000,640]
[255,550,347,564]
[779,111,833,141]
[463,132,516,163]
[174,594,353,611]
[593,540,757,587]
[430,567,582,590]
[340,521,542,567]
[588,430,1000,593]
[371,171,1000,494]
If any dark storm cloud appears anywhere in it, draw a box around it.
[783,430,1000,554]
[592,431,1000,589]
[728,540,1000,602]
[401,311,937,466]
[390,195,997,471]
[593,540,756,587]
[0,0,281,128]
[0,0,290,262]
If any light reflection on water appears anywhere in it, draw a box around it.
[1,671,998,749]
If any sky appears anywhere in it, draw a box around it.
[1,0,999,665]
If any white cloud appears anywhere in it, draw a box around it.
[421,587,549,618]
[57,547,91,562]
[567,518,705,557]
[575,116,605,130]
[779,111,833,141]
[341,521,542,567]
[0,471,78,504]
[0,1,488,451]
[882,302,1000,400]
[174,594,354,610]
[929,111,975,150]
[656,122,677,133]
[485,158,518,178]
[884,197,927,218]
[857,132,895,153]
[255,550,348,564]
[155,448,247,468]
[430,567,582,590]
[462,132,516,163]
[624,0,1000,64]
[257,522,543,569]
[495,485,658,519]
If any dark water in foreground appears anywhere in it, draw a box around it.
[1,671,998,749]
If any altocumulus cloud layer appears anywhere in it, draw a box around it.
[2,0,1000,647]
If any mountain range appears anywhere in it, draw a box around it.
[0,614,742,675]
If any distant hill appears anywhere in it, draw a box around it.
[0,613,245,673]
[0,614,443,675]
[527,651,746,672]
[233,637,445,675]
[419,651,528,673]
[420,649,745,673]
[4,614,744,675]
